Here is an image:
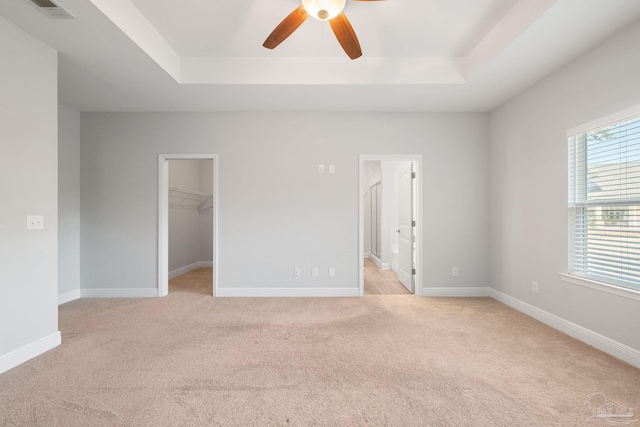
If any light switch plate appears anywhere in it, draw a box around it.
[318,165,325,174]
[27,215,44,230]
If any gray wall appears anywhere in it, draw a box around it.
[199,160,214,262]
[0,16,59,366]
[489,20,640,351]
[59,105,81,300]
[81,112,490,292]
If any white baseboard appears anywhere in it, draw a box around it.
[169,261,213,279]
[364,254,390,270]
[81,288,158,298]
[490,289,640,369]
[0,331,61,375]
[58,289,81,305]
[60,261,213,301]
[216,287,360,297]
[422,287,491,297]
[369,255,382,269]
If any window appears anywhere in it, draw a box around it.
[568,110,640,290]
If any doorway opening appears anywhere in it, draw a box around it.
[158,154,218,297]
[359,155,422,297]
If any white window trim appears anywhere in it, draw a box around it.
[558,273,640,303]
[567,103,640,293]
[567,104,640,137]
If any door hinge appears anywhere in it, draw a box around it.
[412,268,416,275]
[411,172,416,179]
[412,220,416,226]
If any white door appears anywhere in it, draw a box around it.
[398,163,414,292]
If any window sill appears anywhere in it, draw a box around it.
[558,273,640,303]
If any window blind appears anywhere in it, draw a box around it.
[568,113,640,290]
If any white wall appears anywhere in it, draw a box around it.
[58,105,81,303]
[0,16,60,373]
[168,159,213,273]
[80,112,490,295]
[380,161,410,271]
[489,20,640,353]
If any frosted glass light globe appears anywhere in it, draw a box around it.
[301,0,346,21]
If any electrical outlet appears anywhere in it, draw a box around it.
[294,268,300,277]
[312,267,319,277]
[532,281,539,293]
[452,267,458,277]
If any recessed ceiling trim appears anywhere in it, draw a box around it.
[462,0,557,80]
[180,57,466,85]
[82,0,554,87]
[13,0,634,111]
[88,0,181,81]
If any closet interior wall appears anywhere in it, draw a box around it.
[168,160,213,277]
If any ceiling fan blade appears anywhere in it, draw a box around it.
[263,6,309,49]
[329,13,362,60]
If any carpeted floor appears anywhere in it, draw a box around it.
[1,268,639,426]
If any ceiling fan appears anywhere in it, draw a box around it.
[263,0,384,60]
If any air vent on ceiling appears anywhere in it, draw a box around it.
[27,0,75,19]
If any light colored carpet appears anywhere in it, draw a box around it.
[1,268,639,426]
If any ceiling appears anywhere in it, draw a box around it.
[2,0,640,112]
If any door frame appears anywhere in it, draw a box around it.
[158,154,218,297]
[359,154,423,297]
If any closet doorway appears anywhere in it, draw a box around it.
[158,154,218,297]
[359,155,423,297]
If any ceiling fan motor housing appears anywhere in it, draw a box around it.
[301,0,346,21]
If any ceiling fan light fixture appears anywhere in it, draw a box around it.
[301,0,346,21]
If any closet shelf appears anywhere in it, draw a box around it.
[169,186,213,211]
